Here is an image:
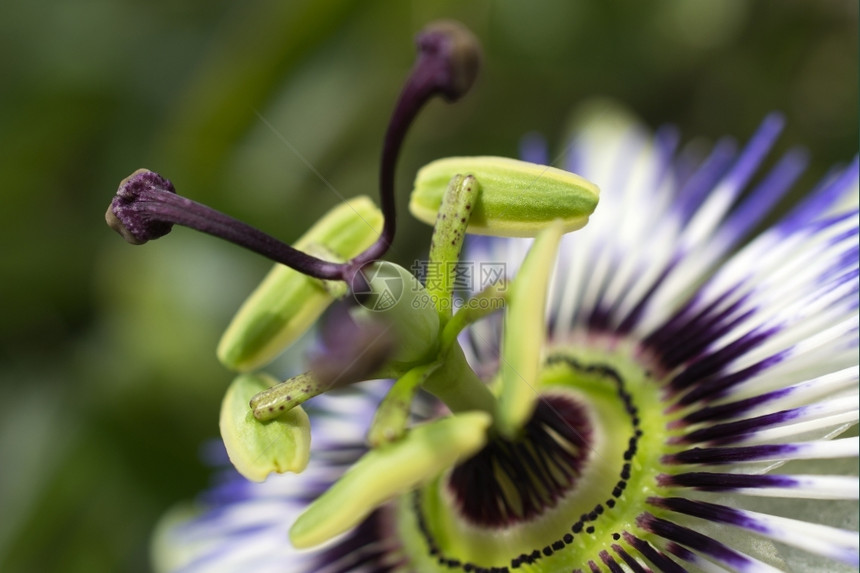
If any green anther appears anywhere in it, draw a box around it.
[289,411,492,549]
[410,156,599,238]
[219,373,311,482]
[350,262,439,366]
[496,220,564,439]
[367,362,442,447]
[217,196,383,372]
[439,280,507,352]
[249,372,322,422]
[427,174,478,320]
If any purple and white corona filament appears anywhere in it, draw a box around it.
[152,108,859,572]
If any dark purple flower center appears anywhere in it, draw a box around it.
[447,394,593,527]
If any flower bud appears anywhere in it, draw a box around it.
[217,196,383,372]
[410,156,599,237]
[219,373,311,482]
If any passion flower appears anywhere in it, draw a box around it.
[105,20,857,573]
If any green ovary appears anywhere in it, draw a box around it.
[393,344,681,571]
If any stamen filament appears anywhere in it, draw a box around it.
[439,281,507,351]
[422,343,496,416]
[367,361,442,446]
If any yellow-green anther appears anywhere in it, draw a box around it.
[350,262,439,365]
[440,280,507,352]
[249,372,322,422]
[497,220,564,438]
[367,361,442,447]
[289,411,491,549]
[427,174,478,319]
[410,156,599,238]
[219,373,311,482]
[217,196,383,372]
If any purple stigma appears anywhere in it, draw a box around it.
[105,169,177,245]
[353,20,481,267]
[106,21,481,285]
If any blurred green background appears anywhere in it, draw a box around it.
[0,1,856,571]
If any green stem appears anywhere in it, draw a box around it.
[367,361,442,446]
[423,342,496,415]
[440,281,507,351]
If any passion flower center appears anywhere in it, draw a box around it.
[395,348,674,572]
[447,395,593,527]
